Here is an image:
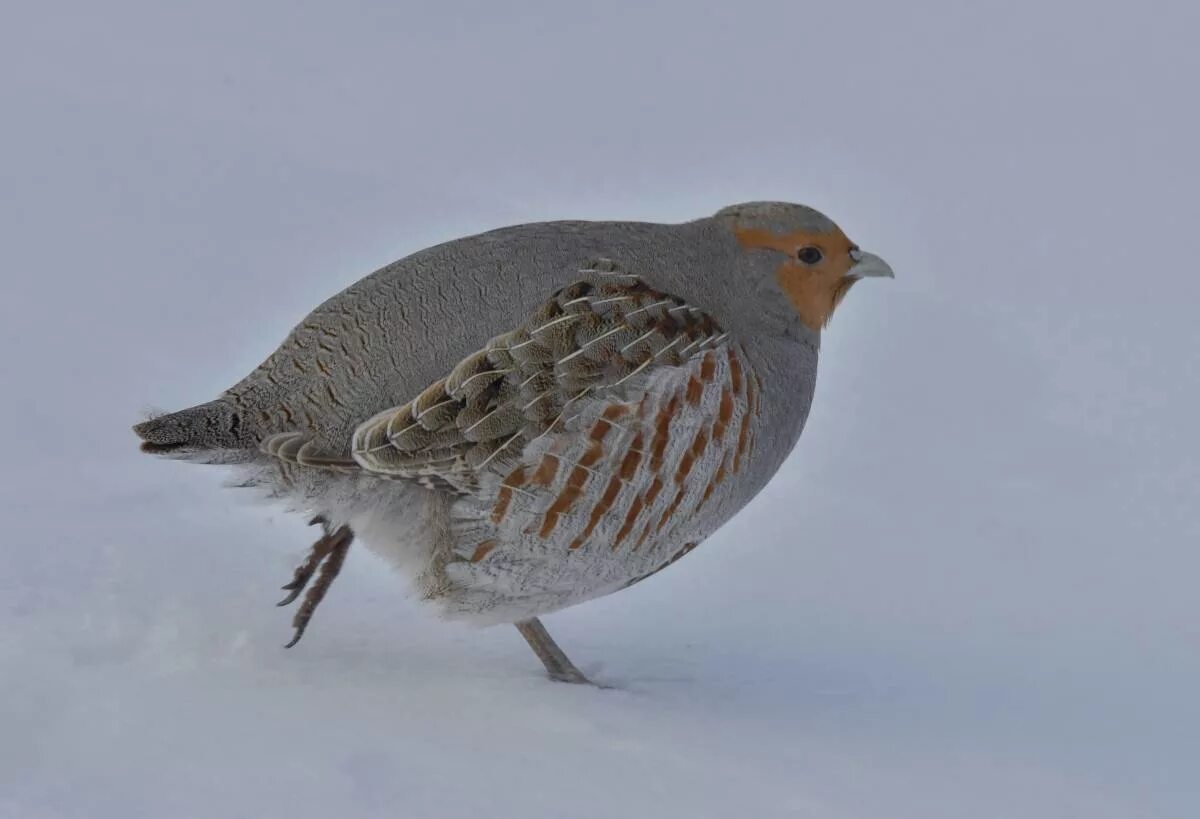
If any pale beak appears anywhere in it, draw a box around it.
[848,249,895,279]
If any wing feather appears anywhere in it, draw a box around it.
[348,259,727,493]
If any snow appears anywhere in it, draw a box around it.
[3,1,1199,817]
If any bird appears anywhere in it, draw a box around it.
[134,201,893,684]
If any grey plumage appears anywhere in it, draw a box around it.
[135,399,253,453]
[134,201,892,678]
[138,211,808,456]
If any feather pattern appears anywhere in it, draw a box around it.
[348,260,727,490]
[325,260,760,621]
[132,202,883,635]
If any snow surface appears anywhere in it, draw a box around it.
[3,2,1199,817]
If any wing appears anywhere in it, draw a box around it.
[254,257,728,483]
[348,259,728,488]
[345,259,761,619]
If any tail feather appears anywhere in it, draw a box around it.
[133,399,253,455]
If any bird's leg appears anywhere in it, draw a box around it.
[276,517,353,648]
[514,618,593,685]
[277,517,337,606]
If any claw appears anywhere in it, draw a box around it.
[276,588,304,607]
[276,550,326,607]
[277,578,306,606]
[278,524,353,648]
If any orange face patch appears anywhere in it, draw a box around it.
[734,226,858,330]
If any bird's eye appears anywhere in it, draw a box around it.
[796,246,823,265]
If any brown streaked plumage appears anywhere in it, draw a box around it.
[133,202,893,685]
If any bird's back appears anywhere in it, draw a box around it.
[139,217,717,456]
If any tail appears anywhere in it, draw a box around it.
[133,398,256,459]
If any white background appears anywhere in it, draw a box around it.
[3,2,1197,817]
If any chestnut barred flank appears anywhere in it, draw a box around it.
[134,201,891,681]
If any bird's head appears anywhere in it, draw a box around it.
[714,201,893,332]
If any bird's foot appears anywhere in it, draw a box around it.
[547,666,596,685]
[514,618,596,686]
[276,516,353,647]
